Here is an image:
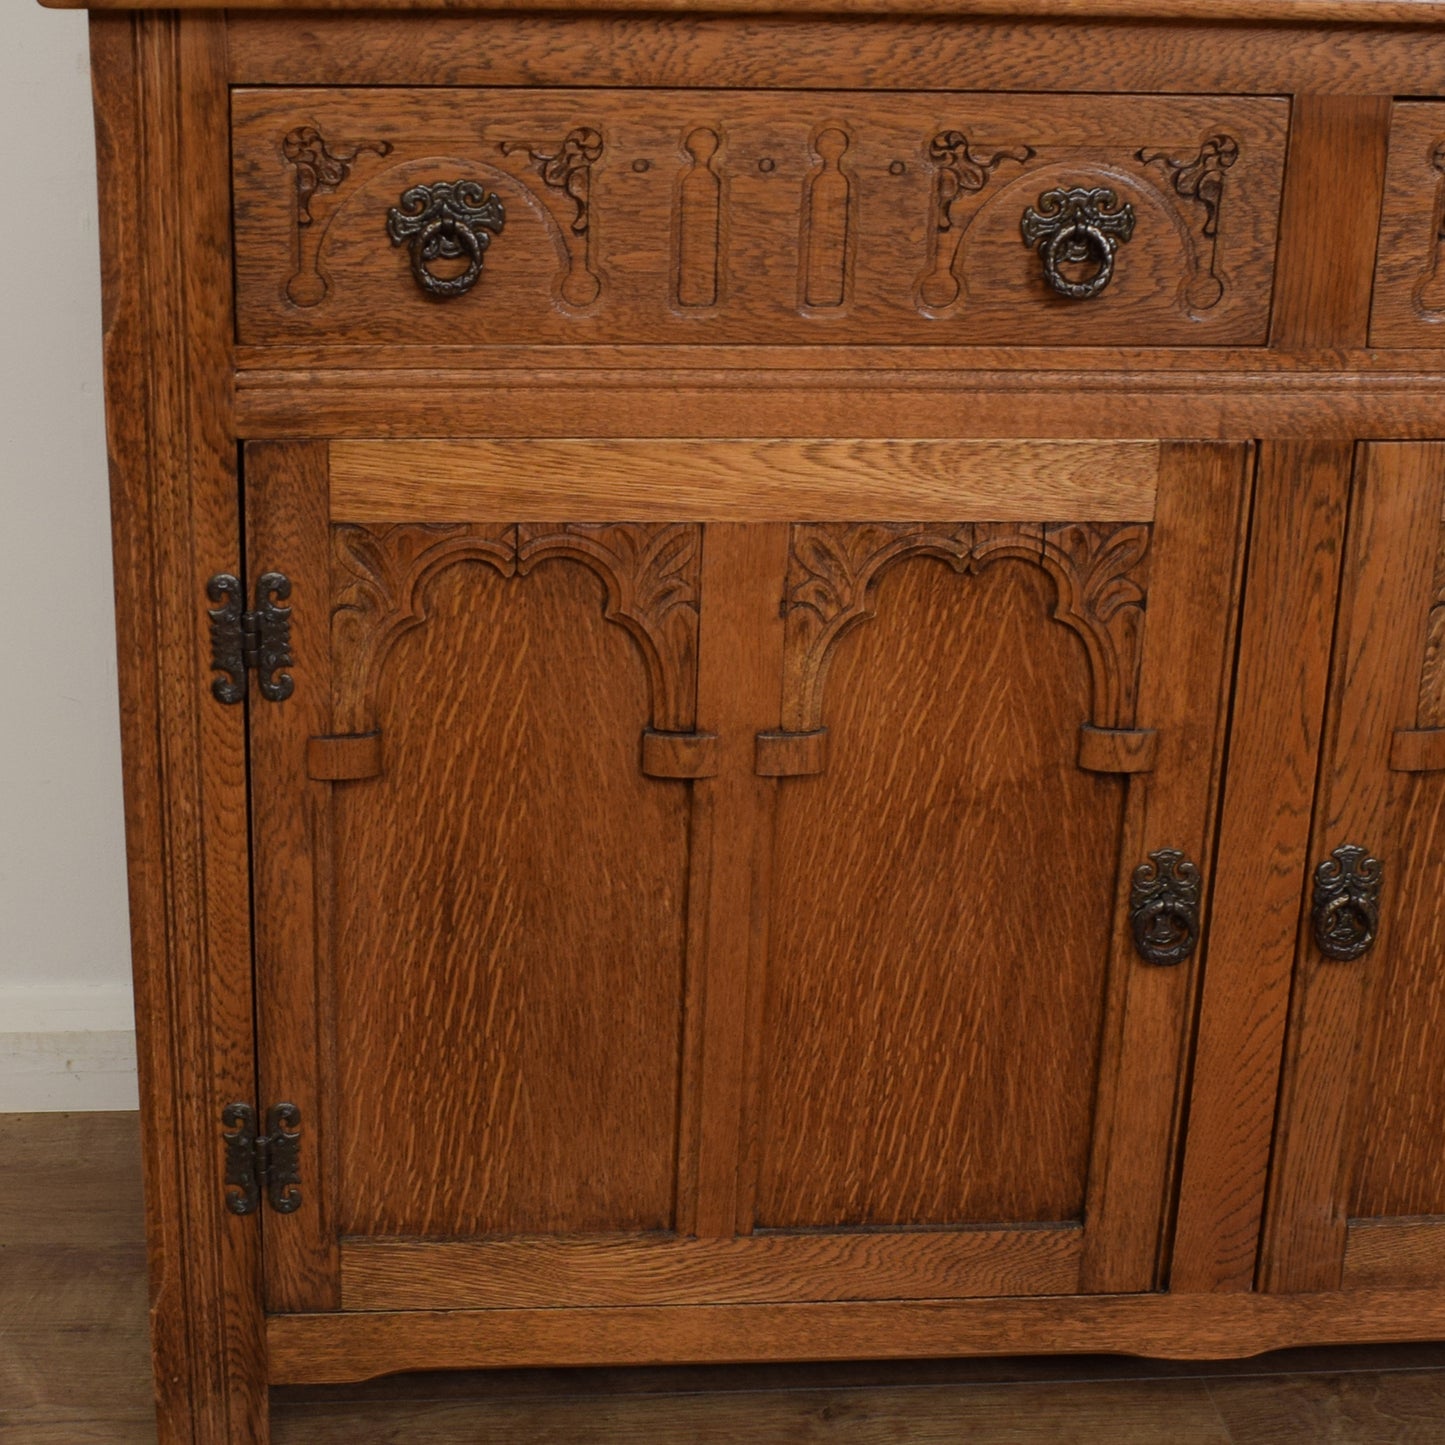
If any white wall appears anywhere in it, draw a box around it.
[0,5,137,1109]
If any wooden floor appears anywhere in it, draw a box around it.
[5,1114,1445,1442]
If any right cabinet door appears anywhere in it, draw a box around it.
[1265,441,1445,1293]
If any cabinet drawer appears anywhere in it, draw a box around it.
[233,88,1287,349]
[1372,102,1445,346]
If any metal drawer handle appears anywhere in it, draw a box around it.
[386,180,505,299]
[1021,186,1136,300]
[1312,844,1383,961]
[1129,848,1201,966]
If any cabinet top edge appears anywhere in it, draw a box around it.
[36,0,1445,21]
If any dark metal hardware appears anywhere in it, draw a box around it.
[206,572,294,705]
[221,1102,302,1216]
[1129,848,1200,966]
[386,180,505,298]
[1312,844,1383,962]
[1021,186,1136,300]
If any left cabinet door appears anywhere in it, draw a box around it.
[243,441,710,1310]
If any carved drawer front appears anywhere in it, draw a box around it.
[1372,103,1445,345]
[232,88,1287,348]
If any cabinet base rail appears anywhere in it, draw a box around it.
[266,1289,1445,1385]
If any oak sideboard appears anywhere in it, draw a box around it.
[42,0,1445,1437]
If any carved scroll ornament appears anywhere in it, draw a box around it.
[1137,132,1240,312]
[778,520,1150,735]
[918,131,1034,309]
[330,521,700,736]
[497,126,605,305]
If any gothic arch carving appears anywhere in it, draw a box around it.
[778,520,1150,735]
[330,521,701,735]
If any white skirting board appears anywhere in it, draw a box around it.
[0,983,139,1111]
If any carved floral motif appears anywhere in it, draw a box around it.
[498,127,605,305]
[1413,139,1445,316]
[281,125,393,306]
[1137,133,1239,312]
[330,521,701,734]
[918,131,1035,309]
[779,520,1149,733]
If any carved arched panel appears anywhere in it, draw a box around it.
[330,521,701,735]
[778,520,1150,737]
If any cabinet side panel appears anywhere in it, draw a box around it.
[90,12,267,1443]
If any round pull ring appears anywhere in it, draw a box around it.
[1312,844,1383,961]
[386,180,506,300]
[1021,186,1136,301]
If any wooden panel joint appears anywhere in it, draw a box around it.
[1077,724,1159,774]
[307,731,383,781]
[755,729,828,777]
[640,728,719,779]
[1388,726,1445,772]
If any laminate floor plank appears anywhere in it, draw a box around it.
[6,1112,1445,1444]
[1208,1369,1445,1444]
[271,1378,1236,1445]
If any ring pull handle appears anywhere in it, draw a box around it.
[386,180,506,299]
[1021,186,1136,300]
[1312,844,1383,961]
[1129,848,1201,966]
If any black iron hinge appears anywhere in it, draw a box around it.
[207,572,294,704]
[221,1102,303,1216]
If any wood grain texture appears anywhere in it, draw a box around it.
[1078,442,1250,1293]
[684,523,790,1238]
[1349,519,1445,1227]
[326,556,693,1238]
[231,88,1285,348]
[330,439,1160,523]
[307,732,383,781]
[88,13,267,1443]
[339,1227,1083,1309]
[225,14,1445,95]
[1262,443,1445,1293]
[1170,441,1353,1294]
[1387,726,1445,771]
[237,371,1445,444]
[755,553,1128,1228]
[1370,103,1445,347]
[46,0,1445,18]
[1342,1218,1445,1290]
[245,442,341,1315]
[1077,725,1158,774]
[265,1290,1445,1385]
[1271,95,1391,350]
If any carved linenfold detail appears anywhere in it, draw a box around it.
[919,131,1034,309]
[517,523,702,732]
[1413,140,1445,316]
[676,127,723,308]
[1418,522,1445,725]
[1137,133,1239,312]
[802,126,853,309]
[281,126,393,307]
[331,521,700,735]
[779,520,1149,735]
[498,127,604,306]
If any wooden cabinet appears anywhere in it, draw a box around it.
[49,0,1445,1438]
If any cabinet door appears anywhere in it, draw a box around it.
[244,436,1248,1316]
[245,441,716,1311]
[735,443,1250,1297]
[1263,442,1445,1293]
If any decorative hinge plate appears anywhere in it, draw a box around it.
[222,1102,303,1216]
[207,572,294,704]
